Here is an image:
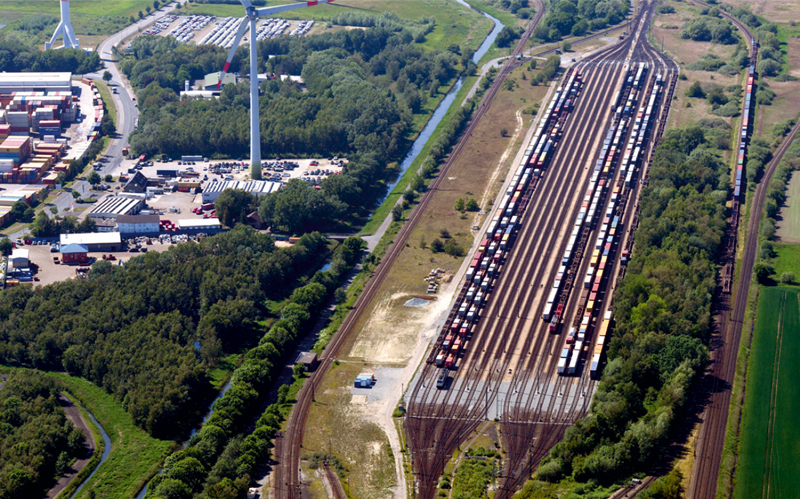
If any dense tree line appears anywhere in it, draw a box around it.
[0,37,101,73]
[0,228,333,439]
[536,126,728,484]
[754,136,800,284]
[532,0,628,43]
[0,370,86,499]
[143,237,365,499]
[124,27,458,161]
[480,0,537,19]
[328,11,435,43]
[680,16,738,44]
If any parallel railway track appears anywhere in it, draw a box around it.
[406,2,681,498]
[271,2,545,497]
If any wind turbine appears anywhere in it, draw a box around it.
[46,0,80,50]
[217,0,336,180]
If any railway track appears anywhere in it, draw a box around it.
[270,2,546,497]
[405,2,681,497]
[684,2,762,497]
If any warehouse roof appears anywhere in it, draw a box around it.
[89,195,144,218]
[202,180,281,195]
[60,243,88,254]
[178,218,221,229]
[10,248,28,260]
[60,232,121,246]
[0,72,72,92]
[116,214,160,224]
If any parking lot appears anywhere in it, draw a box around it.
[111,156,346,188]
[147,16,316,46]
[16,234,210,287]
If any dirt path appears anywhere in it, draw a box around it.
[46,393,96,499]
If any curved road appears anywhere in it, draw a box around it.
[45,393,96,499]
[27,2,189,232]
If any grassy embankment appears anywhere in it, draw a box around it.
[180,0,490,53]
[53,373,176,499]
[0,366,174,499]
[0,0,168,47]
[304,61,552,497]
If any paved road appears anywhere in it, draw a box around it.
[25,2,190,237]
[45,393,96,499]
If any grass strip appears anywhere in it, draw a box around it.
[58,397,106,499]
[360,74,479,236]
[51,373,176,499]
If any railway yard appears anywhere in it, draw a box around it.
[405,1,681,496]
[262,0,778,497]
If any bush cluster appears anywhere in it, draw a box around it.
[144,236,364,498]
[537,126,728,484]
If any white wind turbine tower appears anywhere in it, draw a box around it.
[217,0,336,180]
[46,0,80,50]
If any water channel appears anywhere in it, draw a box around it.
[135,5,504,498]
[69,408,112,499]
[373,1,503,206]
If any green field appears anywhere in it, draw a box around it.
[181,0,492,53]
[52,373,176,499]
[735,287,800,499]
[0,0,162,45]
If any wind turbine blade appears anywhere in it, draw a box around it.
[256,0,335,17]
[217,17,250,90]
[239,0,253,9]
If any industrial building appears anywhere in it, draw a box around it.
[179,90,219,100]
[60,243,88,264]
[60,232,121,251]
[123,171,148,193]
[0,72,73,94]
[9,248,29,268]
[117,214,160,235]
[88,195,145,219]
[178,218,222,232]
[203,72,235,90]
[200,180,281,203]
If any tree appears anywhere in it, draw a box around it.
[87,171,101,186]
[100,113,116,136]
[454,197,465,212]
[72,190,81,200]
[138,11,144,18]
[430,238,444,252]
[0,238,12,256]
[780,271,795,284]
[103,71,113,83]
[686,81,706,98]
[561,40,572,52]
[753,262,774,284]
[392,204,403,221]
[419,234,427,249]
[758,59,780,77]
[215,189,255,227]
[334,287,347,304]
[22,207,35,223]
[500,128,509,137]
[146,6,151,14]
[466,198,480,211]
[104,174,113,182]
[496,26,522,47]
[439,228,450,239]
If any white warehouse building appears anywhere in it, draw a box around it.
[0,72,73,94]
[116,214,160,235]
[201,180,281,204]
